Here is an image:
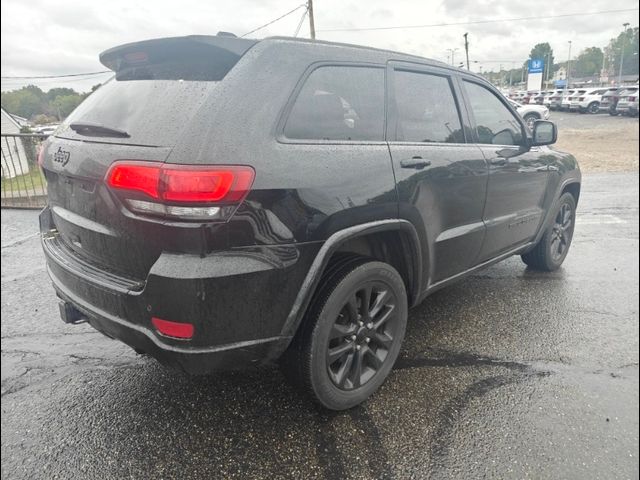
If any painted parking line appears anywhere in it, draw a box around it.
[576,214,628,225]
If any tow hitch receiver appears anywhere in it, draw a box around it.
[58,301,87,324]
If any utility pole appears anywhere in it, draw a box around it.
[618,23,630,85]
[601,47,608,85]
[308,0,316,40]
[447,48,459,67]
[545,51,552,86]
[565,40,572,91]
[463,33,470,70]
[567,40,572,88]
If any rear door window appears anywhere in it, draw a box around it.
[392,70,465,143]
[284,66,385,141]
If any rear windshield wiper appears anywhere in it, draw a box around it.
[69,122,130,138]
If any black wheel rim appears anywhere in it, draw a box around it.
[326,282,399,391]
[550,202,574,261]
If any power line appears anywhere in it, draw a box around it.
[241,3,307,38]
[293,8,308,37]
[317,8,639,33]
[1,71,111,79]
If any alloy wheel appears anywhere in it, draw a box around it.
[525,115,537,130]
[326,282,399,390]
[550,202,574,262]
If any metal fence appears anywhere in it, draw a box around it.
[1,133,49,208]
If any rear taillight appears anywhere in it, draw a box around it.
[106,161,255,221]
[629,96,637,102]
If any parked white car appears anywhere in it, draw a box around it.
[560,89,576,111]
[508,99,551,129]
[568,88,608,114]
[548,89,566,110]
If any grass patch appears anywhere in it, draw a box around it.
[1,167,47,195]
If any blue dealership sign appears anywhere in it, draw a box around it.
[529,59,544,74]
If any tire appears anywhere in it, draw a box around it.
[587,102,599,114]
[609,108,619,116]
[523,113,538,130]
[522,192,576,271]
[281,258,408,410]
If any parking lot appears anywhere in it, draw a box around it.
[1,117,638,479]
[552,110,639,172]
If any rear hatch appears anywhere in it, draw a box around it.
[618,87,639,105]
[42,35,257,279]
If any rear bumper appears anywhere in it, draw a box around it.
[40,207,319,374]
[616,102,638,114]
[50,268,286,373]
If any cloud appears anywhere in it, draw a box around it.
[1,0,638,91]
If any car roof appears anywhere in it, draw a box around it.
[100,33,491,86]
[263,36,480,77]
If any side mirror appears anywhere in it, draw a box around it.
[531,120,557,146]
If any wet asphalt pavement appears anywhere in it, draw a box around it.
[1,173,638,479]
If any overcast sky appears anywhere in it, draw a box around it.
[1,0,638,92]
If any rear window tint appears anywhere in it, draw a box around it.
[58,79,218,147]
[393,70,464,143]
[284,66,385,141]
[57,36,256,147]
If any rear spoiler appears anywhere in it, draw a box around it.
[99,35,258,81]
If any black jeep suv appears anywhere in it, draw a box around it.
[40,34,580,410]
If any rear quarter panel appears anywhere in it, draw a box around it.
[167,41,400,248]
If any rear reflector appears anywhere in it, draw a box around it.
[106,161,255,221]
[151,317,194,339]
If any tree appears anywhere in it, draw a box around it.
[0,85,45,118]
[607,26,639,77]
[528,43,555,81]
[2,85,88,121]
[31,114,58,125]
[51,94,83,119]
[572,47,604,77]
[46,87,76,101]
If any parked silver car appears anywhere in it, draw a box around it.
[615,86,639,116]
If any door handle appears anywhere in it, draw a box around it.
[400,157,431,169]
[490,158,507,166]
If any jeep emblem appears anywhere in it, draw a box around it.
[53,147,70,167]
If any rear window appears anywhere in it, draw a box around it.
[58,79,218,147]
[57,36,256,147]
[284,66,385,141]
